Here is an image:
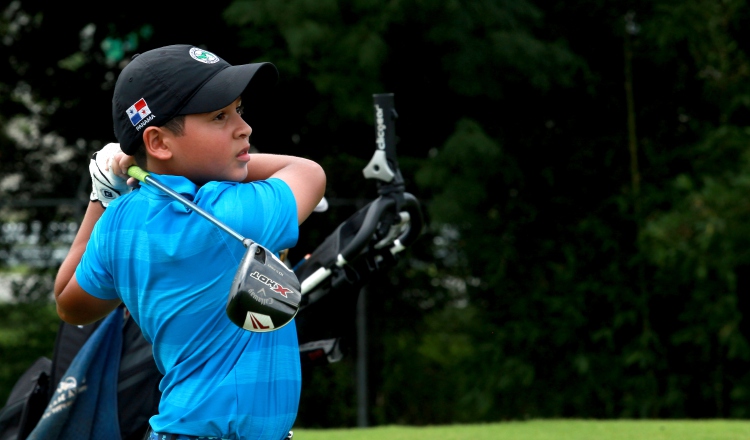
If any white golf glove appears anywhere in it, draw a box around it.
[89,143,131,208]
[314,196,329,212]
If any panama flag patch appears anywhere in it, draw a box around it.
[126,98,152,126]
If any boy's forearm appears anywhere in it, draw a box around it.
[245,153,326,225]
[54,201,105,297]
[242,154,317,183]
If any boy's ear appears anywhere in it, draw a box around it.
[142,127,173,161]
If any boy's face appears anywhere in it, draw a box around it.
[168,97,252,184]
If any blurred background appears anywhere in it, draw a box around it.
[2,0,750,428]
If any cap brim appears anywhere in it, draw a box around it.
[179,62,279,115]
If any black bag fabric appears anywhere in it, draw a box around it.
[0,312,162,440]
[52,318,162,440]
[115,317,162,440]
[0,357,51,440]
[294,204,369,370]
[27,309,123,440]
[49,315,162,440]
[294,199,403,370]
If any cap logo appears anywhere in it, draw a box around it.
[126,98,153,127]
[189,47,220,64]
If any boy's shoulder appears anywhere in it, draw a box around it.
[202,177,292,197]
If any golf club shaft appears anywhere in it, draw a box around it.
[127,165,249,246]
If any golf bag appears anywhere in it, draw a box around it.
[51,311,161,440]
[0,358,50,440]
[294,192,422,368]
[0,309,161,440]
[293,93,423,368]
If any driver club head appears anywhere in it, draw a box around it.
[226,243,302,332]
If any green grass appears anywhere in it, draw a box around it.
[293,420,750,440]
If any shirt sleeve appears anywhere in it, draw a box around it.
[75,219,119,301]
[207,178,299,254]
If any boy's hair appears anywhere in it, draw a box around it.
[111,44,278,155]
[131,115,186,168]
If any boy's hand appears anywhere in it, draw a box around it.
[109,151,140,188]
[89,143,132,208]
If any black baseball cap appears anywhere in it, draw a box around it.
[112,44,279,155]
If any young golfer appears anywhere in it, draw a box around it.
[54,44,326,440]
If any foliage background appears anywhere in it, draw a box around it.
[3,0,750,427]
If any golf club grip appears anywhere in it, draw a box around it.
[127,165,149,183]
[126,165,248,245]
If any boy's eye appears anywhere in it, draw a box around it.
[236,105,244,115]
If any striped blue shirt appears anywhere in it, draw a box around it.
[76,174,301,440]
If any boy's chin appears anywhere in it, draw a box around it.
[233,169,250,182]
[226,170,249,183]
[189,171,246,185]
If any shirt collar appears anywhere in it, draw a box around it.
[138,173,198,199]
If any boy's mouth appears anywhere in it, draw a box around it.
[237,147,250,161]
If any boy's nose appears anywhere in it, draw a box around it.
[236,117,252,138]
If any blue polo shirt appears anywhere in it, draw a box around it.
[76,174,301,440]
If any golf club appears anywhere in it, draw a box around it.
[126,165,302,333]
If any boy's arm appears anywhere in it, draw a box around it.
[243,154,326,225]
[54,200,122,326]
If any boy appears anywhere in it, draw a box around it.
[54,44,326,440]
